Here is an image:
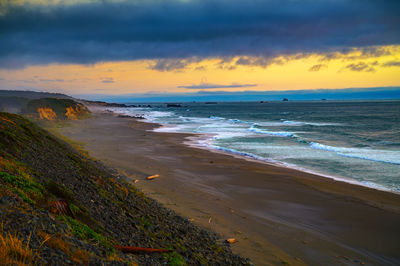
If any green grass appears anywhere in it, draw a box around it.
[0,171,44,204]
[68,203,81,216]
[138,216,153,228]
[163,251,186,266]
[58,215,109,246]
[97,188,110,200]
[210,244,224,253]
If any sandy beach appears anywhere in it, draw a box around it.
[57,109,400,265]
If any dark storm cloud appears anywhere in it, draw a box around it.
[309,64,327,72]
[178,83,258,89]
[344,62,376,72]
[39,79,64,82]
[0,0,399,68]
[101,77,115,83]
[150,58,202,71]
[382,60,400,67]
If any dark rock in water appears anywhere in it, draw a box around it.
[106,103,128,107]
[205,102,217,104]
[260,101,269,103]
[282,98,289,101]
[321,98,327,101]
[167,104,182,107]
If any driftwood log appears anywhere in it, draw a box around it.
[115,245,172,254]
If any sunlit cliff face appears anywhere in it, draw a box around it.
[0,1,399,95]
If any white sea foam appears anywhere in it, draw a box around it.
[209,116,225,120]
[309,142,400,165]
[281,120,304,125]
[254,121,291,126]
[146,111,175,119]
[212,132,250,139]
[282,120,341,126]
[248,124,296,137]
[228,119,254,124]
[110,107,176,124]
[153,124,188,133]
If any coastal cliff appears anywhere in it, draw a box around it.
[0,91,90,121]
[25,98,91,120]
[0,112,249,265]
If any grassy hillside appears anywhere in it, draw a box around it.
[0,90,70,99]
[0,97,30,113]
[0,112,249,265]
[0,90,71,114]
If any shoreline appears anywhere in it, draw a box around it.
[57,109,400,265]
[183,134,400,195]
[126,108,400,196]
[145,118,400,214]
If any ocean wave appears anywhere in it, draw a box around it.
[281,120,305,125]
[254,121,291,126]
[109,107,175,122]
[281,120,341,126]
[181,116,217,124]
[153,124,189,132]
[228,118,254,124]
[309,142,400,165]
[205,144,278,164]
[147,111,175,118]
[248,124,296,137]
[212,132,250,140]
[106,107,147,118]
[372,140,400,147]
[209,116,225,120]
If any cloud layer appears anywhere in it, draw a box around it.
[178,83,257,89]
[1,0,399,68]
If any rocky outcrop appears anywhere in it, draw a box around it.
[65,105,89,120]
[37,107,57,120]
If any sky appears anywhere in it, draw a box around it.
[0,0,399,101]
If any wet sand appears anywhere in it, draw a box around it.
[57,110,400,265]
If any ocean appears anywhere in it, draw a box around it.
[110,100,400,193]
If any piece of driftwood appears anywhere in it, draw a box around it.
[48,200,73,216]
[146,174,160,180]
[115,245,172,254]
[226,238,237,244]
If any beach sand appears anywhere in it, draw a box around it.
[57,110,400,265]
